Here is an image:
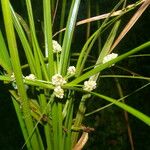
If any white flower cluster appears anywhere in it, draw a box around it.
[25,74,36,80]
[52,74,66,86]
[67,66,76,75]
[54,86,64,99]
[52,40,62,53]
[83,80,97,92]
[10,73,30,90]
[52,74,66,99]
[11,72,15,81]
[11,72,18,89]
[102,53,118,66]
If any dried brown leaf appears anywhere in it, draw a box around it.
[73,132,89,150]
[110,0,150,52]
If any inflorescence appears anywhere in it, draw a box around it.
[102,53,118,66]
[10,41,106,99]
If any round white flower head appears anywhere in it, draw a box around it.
[10,73,29,90]
[67,66,76,75]
[52,40,62,53]
[102,53,118,66]
[25,74,36,80]
[11,72,15,79]
[83,80,97,92]
[54,86,64,99]
[52,74,66,86]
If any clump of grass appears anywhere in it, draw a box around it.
[0,0,150,149]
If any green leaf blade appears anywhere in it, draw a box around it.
[92,92,150,126]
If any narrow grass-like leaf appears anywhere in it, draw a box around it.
[59,0,81,75]
[96,3,102,53]
[10,5,36,74]
[53,0,144,37]
[15,13,32,43]
[1,0,41,149]
[91,92,150,126]
[51,0,56,14]
[38,93,52,150]
[100,75,150,81]
[0,75,11,81]
[110,0,150,52]
[43,1,54,149]
[68,41,150,86]
[86,0,91,39]
[97,20,121,62]
[114,75,134,150]
[76,0,124,76]
[64,105,74,150]
[43,0,54,79]
[72,13,138,145]
[10,92,32,150]
[90,20,121,81]
[0,30,12,74]
[52,102,59,150]
[25,0,49,80]
[85,83,150,116]
[75,31,97,76]
[58,103,63,150]
[58,0,67,44]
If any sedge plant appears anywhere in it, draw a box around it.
[0,0,150,149]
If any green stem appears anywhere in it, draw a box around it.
[71,94,91,147]
[58,102,63,150]
[51,101,58,150]
[11,93,32,150]
[38,93,52,150]
[63,92,74,150]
